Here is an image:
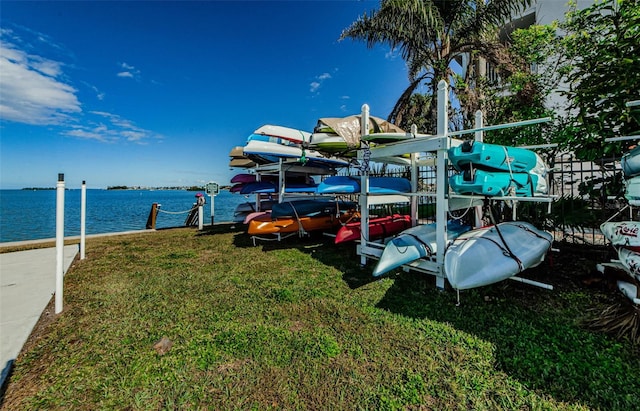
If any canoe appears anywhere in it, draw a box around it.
[335,214,411,244]
[253,124,312,144]
[271,199,356,219]
[448,141,540,173]
[243,140,349,168]
[449,169,546,197]
[372,220,472,277]
[600,221,640,252]
[621,145,640,179]
[317,175,412,194]
[624,176,640,206]
[247,212,355,236]
[444,221,553,290]
[617,247,640,281]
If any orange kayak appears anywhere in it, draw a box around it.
[248,211,356,235]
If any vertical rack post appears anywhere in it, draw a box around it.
[55,173,65,314]
[359,104,370,265]
[435,80,449,289]
[474,110,484,228]
[80,180,86,260]
[410,124,419,226]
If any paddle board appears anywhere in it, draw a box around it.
[444,221,553,290]
[617,280,640,304]
[243,140,349,168]
[372,220,471,277]
[271,199,356,219]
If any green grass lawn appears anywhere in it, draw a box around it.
[2,225,638,410]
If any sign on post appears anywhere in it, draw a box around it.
[205,181,219,225]
[206,182,219,196]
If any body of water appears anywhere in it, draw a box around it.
[0,189,250,243]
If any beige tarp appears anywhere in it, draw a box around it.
[316,116,405,148]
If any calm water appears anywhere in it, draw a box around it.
[0,189,249,243]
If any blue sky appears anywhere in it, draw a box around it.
[0,1,410,189]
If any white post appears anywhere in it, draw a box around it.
[435,80,448,289]
[474,111,483,228]
[210,195,215,225]
[80,180,86,260]
[359,104,370,266]
[55,173,65,314]
[198,205,204,230]
[410,124,419,226]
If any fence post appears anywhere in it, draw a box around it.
[198,205,204,230]
[146,203,158,229]
[55,173,65,314]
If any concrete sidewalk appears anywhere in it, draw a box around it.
[0,245,78,387]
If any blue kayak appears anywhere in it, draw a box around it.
[271,199,357,218]
[448,141,539,172]
[449,169,543,197]
[317,176,411,194]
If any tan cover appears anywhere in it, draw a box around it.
[316,116,404,148]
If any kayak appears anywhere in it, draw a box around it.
[335,214,411,244]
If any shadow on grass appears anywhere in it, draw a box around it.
[374,246,640,411]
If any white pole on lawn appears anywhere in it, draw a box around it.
[359,104,370,266]
[474,111,484,228]
[80,180,86,260]
[55,173,65,314]
[435,80,448,290]
[198,204,204,230]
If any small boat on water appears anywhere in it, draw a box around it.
[444,221,553,290]
[372,220,472,277]
[448,141,541,173]
[600,221,640,252]
[335,214,411,244]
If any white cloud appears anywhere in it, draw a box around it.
[310,81,321,93]
[117,62,140,79]
[309,71,333,93]
[64,111,162,144]
[0,42,80,125]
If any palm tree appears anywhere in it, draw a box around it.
[341,0,532,131]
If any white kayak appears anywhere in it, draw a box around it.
[600,221,640,252]
[617,280,640,305]
[444,221,553,290]
[617,247,640,281]
[253,124,312,144]
[372,221,471,277]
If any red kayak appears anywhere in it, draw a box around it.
[335,214,411,244]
